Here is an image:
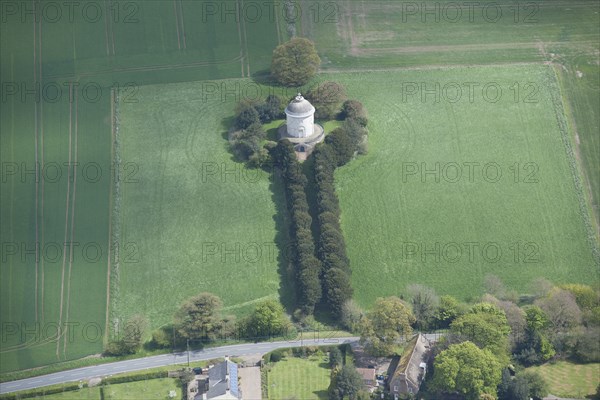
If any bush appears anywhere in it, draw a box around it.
[235,106,260,129]
[306,81,347,119]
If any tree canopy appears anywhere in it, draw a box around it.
[360,296,415,356]
[432,341,502,400]
[175,292,223,340]
[271,38,321,87]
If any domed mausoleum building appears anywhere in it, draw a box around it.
[279,93,324,160]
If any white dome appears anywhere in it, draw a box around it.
[285,94,315,117]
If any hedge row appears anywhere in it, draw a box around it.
[313,105,369,317]
[272,140,322,314]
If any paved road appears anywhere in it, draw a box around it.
[0,337,359,394]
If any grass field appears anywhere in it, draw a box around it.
[18,378,180,400]
[266,356,331,399]
[115,79,288,333]
[327,66,598,305]
[528,361,600,398]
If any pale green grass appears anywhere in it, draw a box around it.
[325,66,598,305]
[22,378,180,400]
[528,361,600,398]
[117,80,286,333]
[267,356,331,400]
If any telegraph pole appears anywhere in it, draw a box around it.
[187,339,190,367]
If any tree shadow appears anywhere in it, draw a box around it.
[269,168,297,314]
[220,116,237,163]
[313,389,329,399]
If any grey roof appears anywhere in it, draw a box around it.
[196,360,240,399]
[285,94,315,116]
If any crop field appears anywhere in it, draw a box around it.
[307,0,599,69]
[0,0,280,373]
[328,66,599,305]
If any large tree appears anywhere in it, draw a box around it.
[306,81,347,119]
[408,284,440,330]
[432,341,502,400]
[360,296,415,356]
[450,302,511,354]
[535,288,582,333]
[245,299,289,339]
[329,364,364,400]
[175,292,223,341]
[271,38,321,87]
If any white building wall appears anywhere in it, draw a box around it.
[287,114,314,138]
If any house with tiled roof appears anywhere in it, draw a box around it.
[194,357,241,400]
[388,334,431,398]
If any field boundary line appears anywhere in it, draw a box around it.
[239,0,250,76]
[56,83,74,359]
[39,4,46,322]
[178,0,187,50]
[321,61,544,74]
[547,64,600,265]
[173,0,181,50]
[105,88,116,346]
[235,0,245,77]
[553,66,600,241]
[103,0,110,56]
[63,89,79,359]
[32,0,40,324]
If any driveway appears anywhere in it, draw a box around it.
[239,366,262,400]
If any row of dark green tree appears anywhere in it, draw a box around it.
[272,141,323,314]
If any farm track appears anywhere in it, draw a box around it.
[62,89,79,360]
[56,83,75,360]
[173,0,181,50]
[32,0,40,325]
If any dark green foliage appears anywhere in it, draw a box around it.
[271,38,321,86]
[104,315,147,356]
[498,369,530,400]
[312,145,353,317]
[519,370,549,400]
[340,100,366,119]
[306,81,347,119]
[175,293,224,341]
[0,383,88,400]
[272,141,322,314]
[270,349,286,363]
[236,106,260,129]
[102,370,168,385]
[230,122,266,163]
[255,95,284,123]
[329,364,364,400]
[324,268,354,317]
[325,128,355,167]
[329,347,343,368]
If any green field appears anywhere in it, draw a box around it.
[19,378,180,400]
[266,356,331,399]
[2,0,599,378]
[115,80,288,331]
[328,66,598,305]
[0,0,281,373]
[528,361,600,398]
